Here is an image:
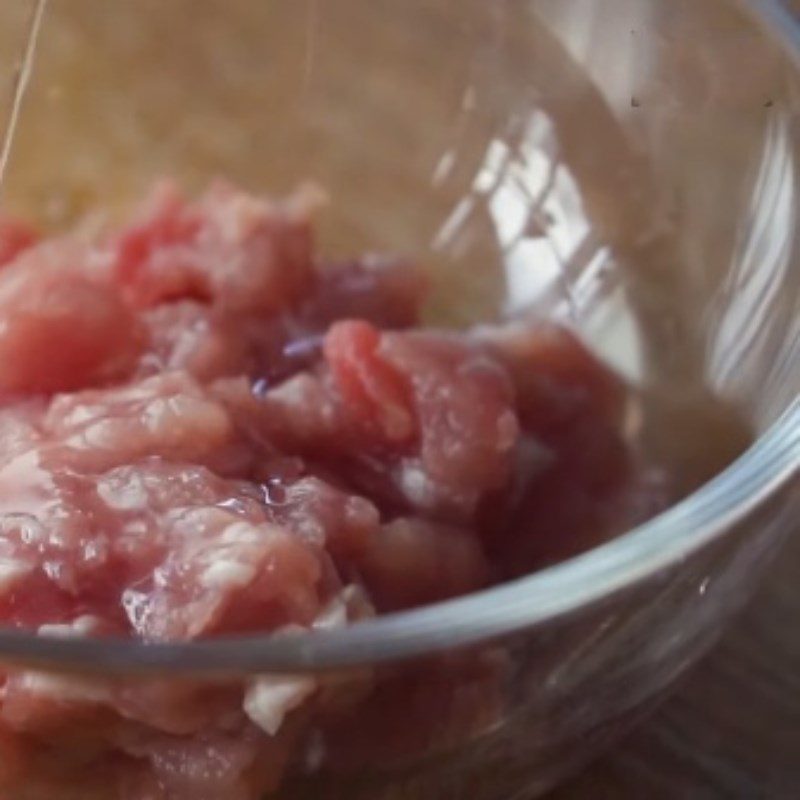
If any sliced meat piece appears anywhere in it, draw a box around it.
[42,371,236,474]
[112,180,319,314]
[474,321,627,433]
[358,517,490,611]
[300,256,425,330]
[0,215,38,267]
[0,241,142,393]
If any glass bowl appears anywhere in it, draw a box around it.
[0,0,798,798]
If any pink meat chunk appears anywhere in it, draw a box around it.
[0,215,38,267]
[112,181,318,314]
[0,242,143,394]
[358,517,490,611]
[0,181,647,799]
[251,320,520,523]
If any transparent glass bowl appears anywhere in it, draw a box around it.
[0,0,798,798]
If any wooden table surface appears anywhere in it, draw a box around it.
[550,524,800,799]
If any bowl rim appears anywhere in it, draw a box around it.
[0,0,798,677]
